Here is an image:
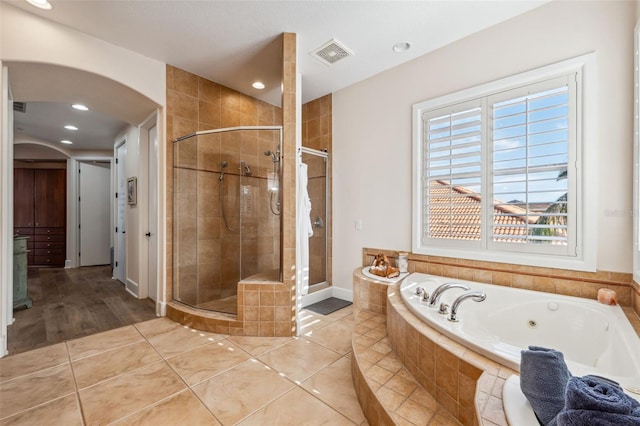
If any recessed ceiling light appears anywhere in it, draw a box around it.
[252,81,265,90]
[72,104,89,111]
[25,0,52,10]
[64,125,78,131]
[392,42,411,53]
[60,140,73,145]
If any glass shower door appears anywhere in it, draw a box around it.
[302,150,327,288]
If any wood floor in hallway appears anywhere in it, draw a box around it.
[7,266,157,355]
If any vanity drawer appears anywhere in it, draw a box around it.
[33,248,64,256]
[34,241,64,249]
[33,255,65,266]
[34,234,65,242]
[14,228,34,236]
[34,228,65,235]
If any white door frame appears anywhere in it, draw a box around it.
[0,65,14,357]
[139,111,164,315]
[114,139,127,286]
[66,156,113,269]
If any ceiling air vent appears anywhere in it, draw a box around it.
[13,102,26,113]
[310,38,353,66]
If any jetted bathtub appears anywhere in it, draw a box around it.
[399,273,640,405]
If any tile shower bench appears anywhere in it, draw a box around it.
[352,267,515,426]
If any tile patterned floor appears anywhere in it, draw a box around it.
[0,306,366,425]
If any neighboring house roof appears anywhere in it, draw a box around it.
[427,180,539,241]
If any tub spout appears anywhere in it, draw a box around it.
[429,282,470,308]
[448,291,486,322]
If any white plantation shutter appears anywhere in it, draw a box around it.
[416,73,578,257]
[422,100,483,244]
[489,75,576,255]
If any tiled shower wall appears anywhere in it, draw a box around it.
[172,129,281,307]
[302,94,332,287]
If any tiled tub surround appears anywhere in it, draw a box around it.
[362,248,637,311]
[352,266,640,426]
[352,269,514,425]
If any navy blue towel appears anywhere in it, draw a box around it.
[520,346,572,426]
[557,376,640,426]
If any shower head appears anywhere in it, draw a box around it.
[264,149,280,162]
[220,161,228,168]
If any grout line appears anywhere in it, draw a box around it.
[65,341,88,426]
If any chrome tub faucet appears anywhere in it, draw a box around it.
[448,291,486,322]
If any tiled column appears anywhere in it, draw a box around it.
[280,32,297,336]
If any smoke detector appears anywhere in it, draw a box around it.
[310,38,353,66]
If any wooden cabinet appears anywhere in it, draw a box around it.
[13,168,66,267]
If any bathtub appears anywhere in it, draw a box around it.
[399,273,640,394]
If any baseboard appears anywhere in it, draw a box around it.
[332,286,353,302]
[301,286,333,307]
[157,301,166,317]
[301,286,354,307]
[126,278,139,298]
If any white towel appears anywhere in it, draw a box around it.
[298,163,313,295]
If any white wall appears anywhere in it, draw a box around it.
[332,1,635,290]
[0,4,164,108]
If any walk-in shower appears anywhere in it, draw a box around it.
[173,126,283,315]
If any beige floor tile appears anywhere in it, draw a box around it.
[258,338,342,384]
[227,335,292,356]
[0,343,68,382]
[193,359,294,424]
[112,390,220,425]
[66,325,143,361]
[0,394,82,426]
[303,321,354,355]
[325,305,354,321]
[146,325,225,358]
[72,341,162,389]
[0,363,75,419]
[167,340,250,385]
[134,317,182,338]
[237,387,354,426]
[297,311,334,334]
[79,361,186,425]
[301,357,365,424]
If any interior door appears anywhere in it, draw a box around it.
[79,161,111,266]
[147,125,158,301]
[114,142,126,284]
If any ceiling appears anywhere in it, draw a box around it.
[6,0,548,153]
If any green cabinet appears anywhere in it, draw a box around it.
[13,236,32,309]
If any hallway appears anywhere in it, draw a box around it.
[8,266,157,355]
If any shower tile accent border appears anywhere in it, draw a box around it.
[363,247,636,310]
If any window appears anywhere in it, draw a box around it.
[413,55,596,271]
